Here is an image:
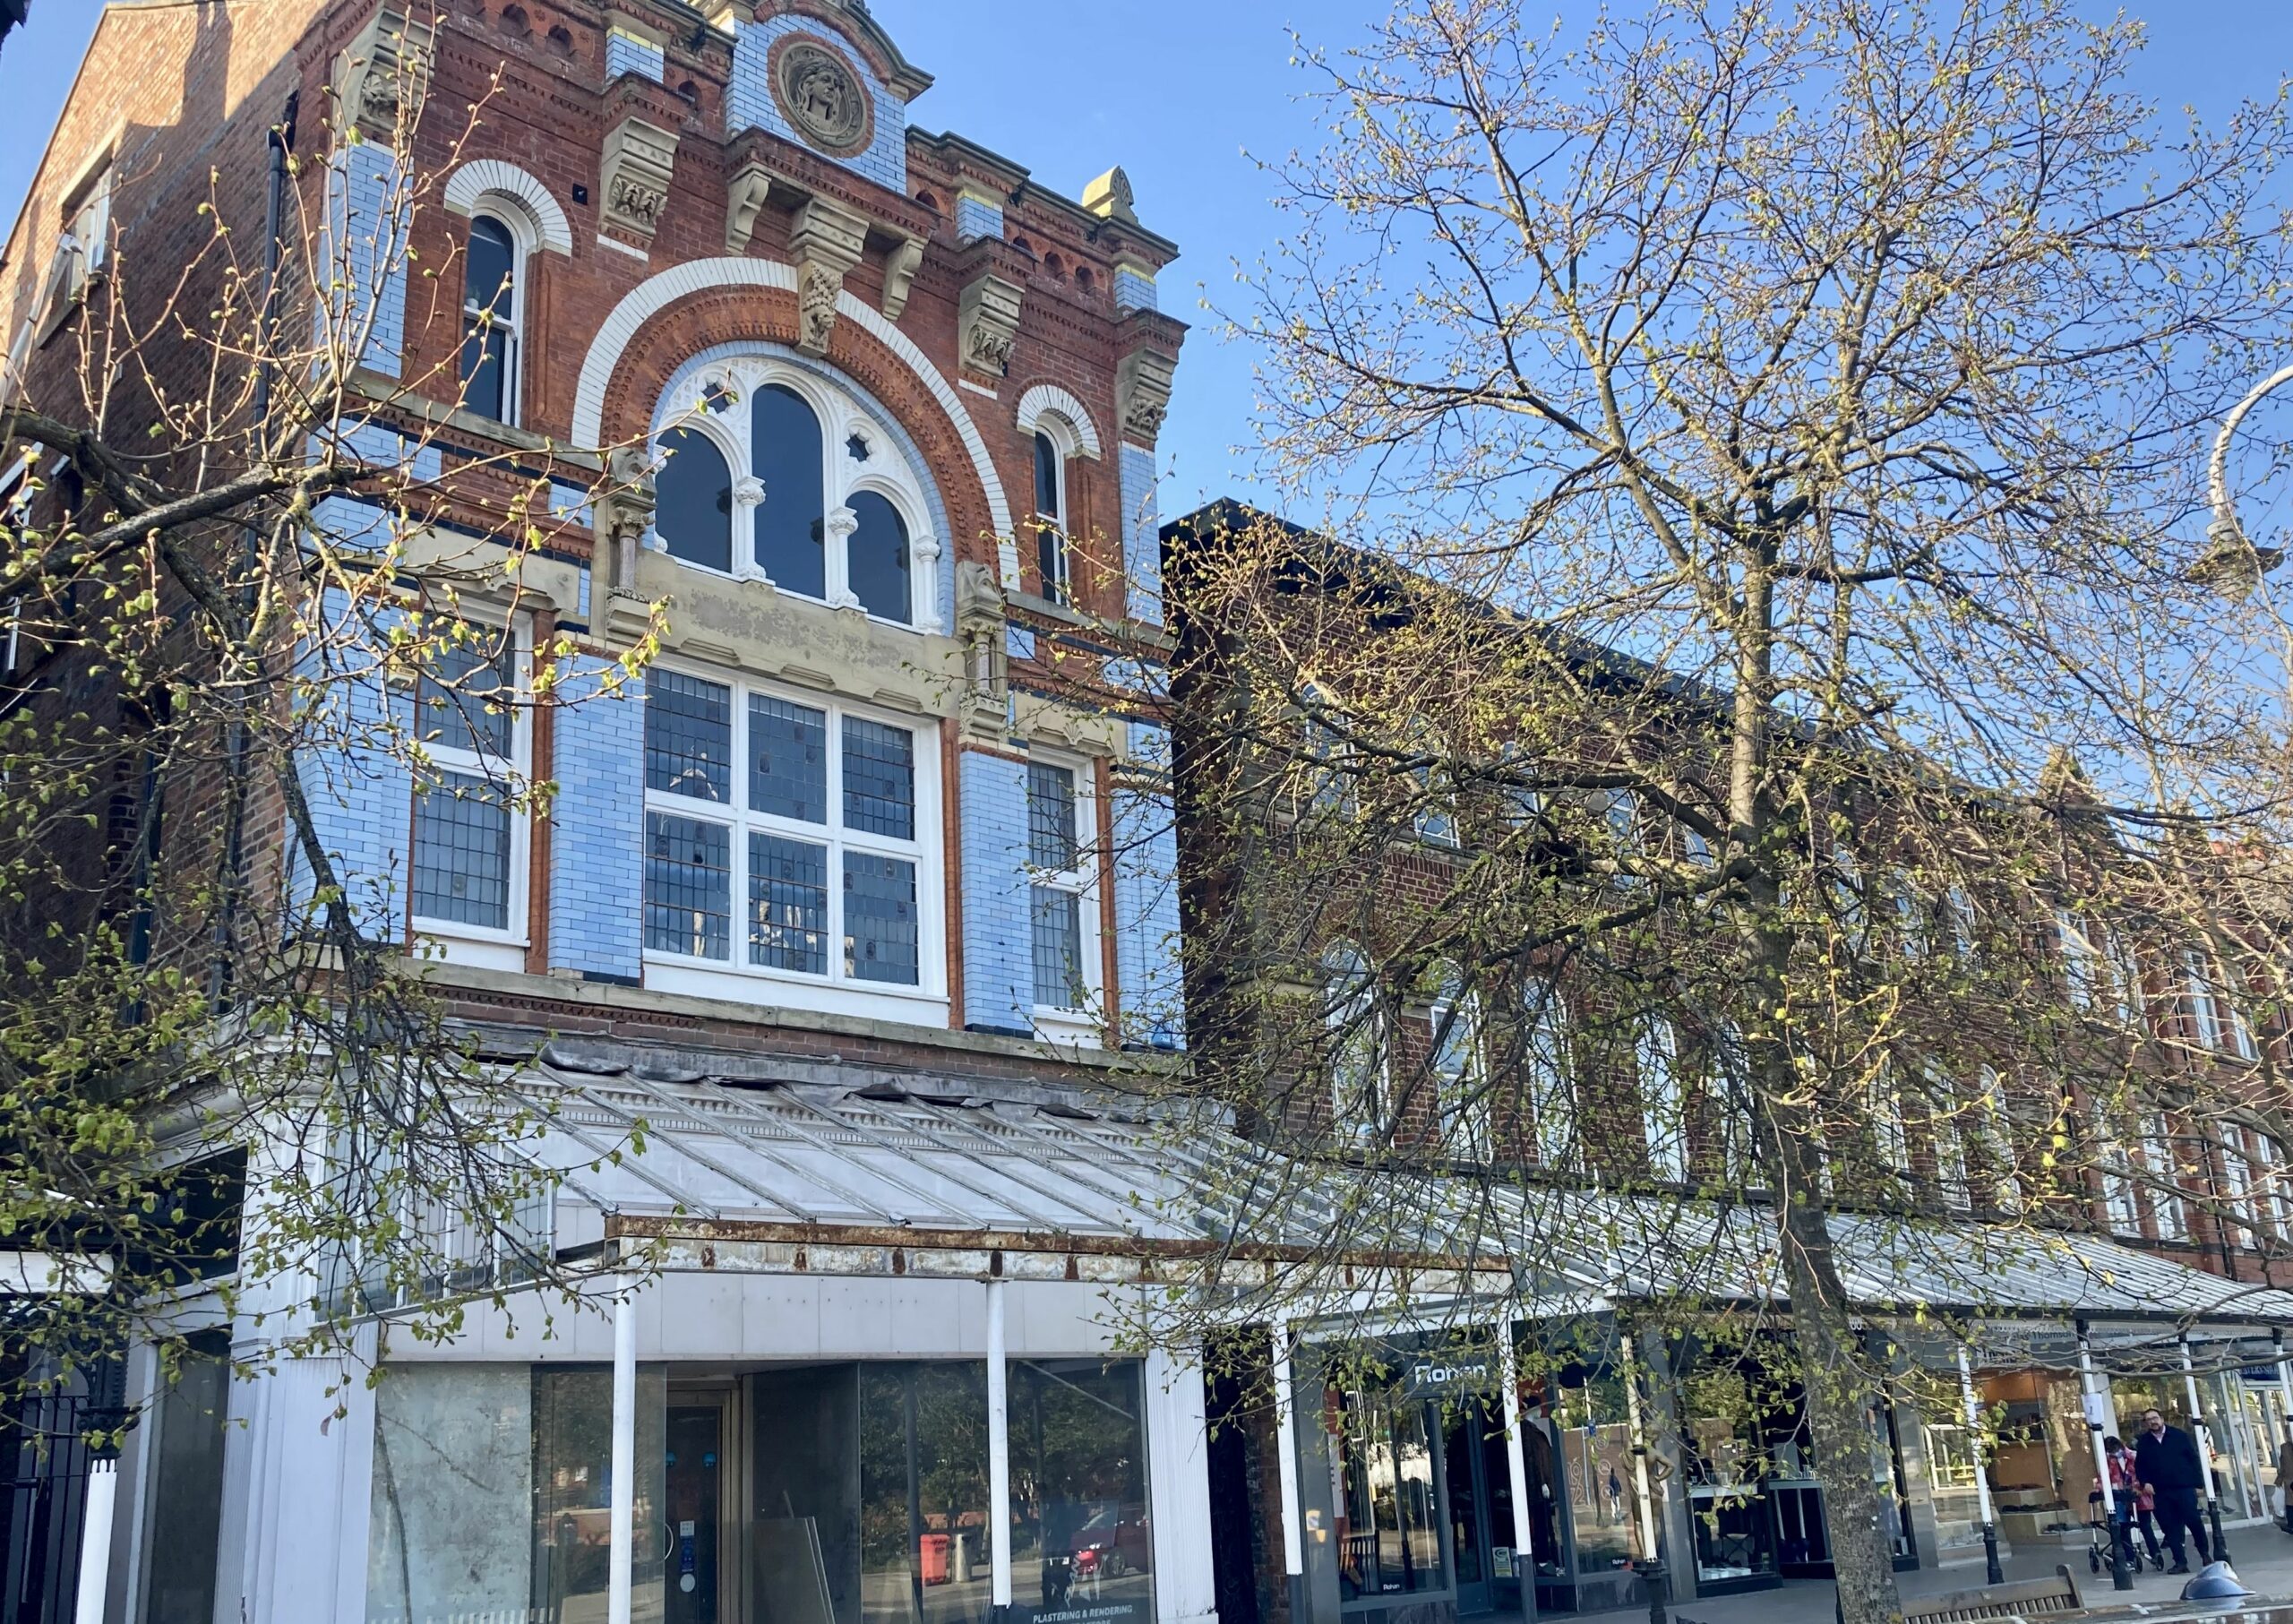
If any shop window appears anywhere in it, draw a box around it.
[1328,1381,1445,1600]
[1551,1365,1655,1572]
[1027,759,1101,1032]
[408,625,528,966]
[459,213,521,424]
[1011,1360,1155,1624]
[857,1363,991,1624]
[649,361,940,629]
[641,667,940,1019]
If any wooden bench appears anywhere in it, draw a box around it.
[1901,1564,2086,1624]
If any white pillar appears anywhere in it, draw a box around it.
[988,1278,1013,1614]
[71,1461,116,1624]
[1620,1334,1658,1564]
[1499,1330,1537,1589]
[1955,1345,1997,1531]
[2182,1336,2219,1508]
[1143,1346,1221,1624]
[608,1277,638,1624]
[1271,1323,1303,1579]
[2077,1324,2117,1519]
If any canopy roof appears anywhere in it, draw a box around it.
[517,1043,2293,1352]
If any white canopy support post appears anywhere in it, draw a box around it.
[1955,1343,2003,1585]
[1499,1328,1538,1624]
[71,1463,116,1624]
[987,1277,1012,1621]
[2183,1334,2229,1560]
[1275,1320,1311,1624]
[608,1276,638,1624]
[2078,1319,2133,1591]
[1619,1333,1660,1587]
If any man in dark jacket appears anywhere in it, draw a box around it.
[2133,1407,2212,1572]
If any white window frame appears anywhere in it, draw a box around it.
[648,357,945,633]
[407,621,533,971]
[1870,1061,1909,1171]
[1411,719,1458,849]
[1526,977,1573,1170]
[2184,949,2229,1050]
[1889,868,1928,959]
[1975,1066,2021,1214]
[1428,964,1487,1161]
[639,659,948,1025]
[1922,1062,1969,1211]
[48,158,113,326]
[1324,943,1385,1141]
[1713,1022,1757,1184]
[459,209,527,427]
[1030,425,1075,606]
[2107,929,2145,1030]
[1639,1018,1685,1181]
[2220,1125,2257,1250]
[2146,1113,2188,1241]
[1025,750,1104,1046]
[2057,908,2100,1010]
[2094,1105,2144,1236]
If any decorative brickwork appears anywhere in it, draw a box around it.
[546,658,647,984]
[960,750,1034,1035]
[729,15,906,193]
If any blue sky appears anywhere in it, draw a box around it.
[1,1,2288,524]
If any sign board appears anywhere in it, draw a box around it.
[1401,1355,1496,1398]
[2082,1391,2113,1429]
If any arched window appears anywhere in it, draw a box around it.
[847,492,910,623]
[460,214,520,424]
[654,428,732,573]
[648,360,940,632]
[1032,430,1069,605]
[753,383,825,597]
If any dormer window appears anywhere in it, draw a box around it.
[459,213,522,424]
[650,360,941,631]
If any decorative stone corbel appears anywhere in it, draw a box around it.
[958,271,1024,380]
[880,236,925,321]
[725,160,775,253]
[913,531,944,633]
[954,558,1009,738]
[787,196,869,357]
[597,446,657,593]
[1118,346,1177,443]
[336,5,436,143]
[601,114,679,244]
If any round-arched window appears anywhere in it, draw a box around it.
[648,360,940,632]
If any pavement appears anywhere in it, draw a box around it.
[1563,1521,2293,1624]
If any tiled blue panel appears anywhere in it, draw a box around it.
[308,494,394,551]
[960,752,1033,1035]
[1006,625,1036,662]
[1119,443,1161,625]
[605,30,665,83]
[288,585,408,941]
[329,418,441,481]
[547,658,646,982]
[728,15,906,193]
[549,480,595,529]
[1112,784,1183,1050]
[955,194,1004,245]
[1113,267,1157,314]
[325,146,407,377]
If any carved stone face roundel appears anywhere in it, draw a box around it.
[772,37,872,157]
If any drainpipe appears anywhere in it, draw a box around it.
[1271,1322,1307,1624]
[2181,1335,2230,1561]
[1499,1328,1540,1624]
[1955,1343,2003,1585]
[2078,1319,2134,1591]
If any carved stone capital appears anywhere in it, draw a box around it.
[1118,346,1177,443]
[336,6,435,143]
[598,446,658,593]
[601,114,679,243]
[881,236,925,322]
[725,160,775,253]
[787,195,868,356]
[958,271,1025,380]
[953,559,1009,738]
[732,476,766,509]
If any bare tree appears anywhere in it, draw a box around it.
[0,35,663,1431]
[1128,4,2293,1620]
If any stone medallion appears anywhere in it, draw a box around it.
[771,36,873,157]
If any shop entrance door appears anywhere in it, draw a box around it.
[666,1398,727,1624]
[1444,1402,1494,1615]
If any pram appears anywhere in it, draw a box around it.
[2086,1491,2165,1574]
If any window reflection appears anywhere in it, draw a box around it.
[755,383,827,596]
[1329,1382,1444,1600]
[859,1363,992,1624]
[1011,1360,1155,1624]
[531,1366,669,1624]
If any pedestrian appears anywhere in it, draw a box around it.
[2103,1435,2164,1570]
[2132,1407,2212,1572]
[2275,1432,2293,1524]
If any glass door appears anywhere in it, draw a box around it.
[667,1400,726,1624]
[1444,1403,1491,1615]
